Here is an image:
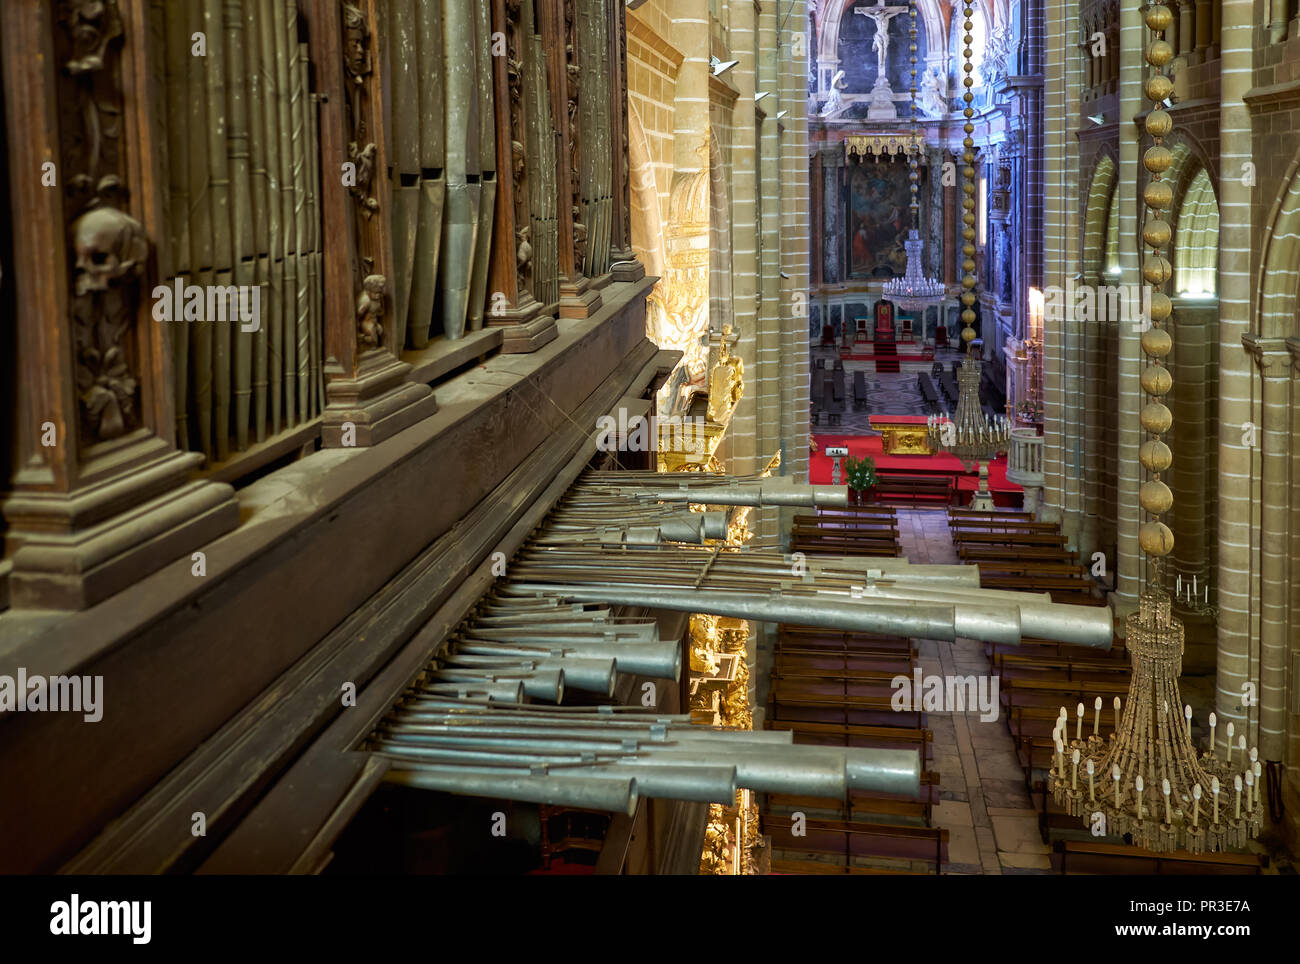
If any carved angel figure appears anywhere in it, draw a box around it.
[356,274,386,350]
[59,0,125,75]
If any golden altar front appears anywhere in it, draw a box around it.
[870,415,934,456]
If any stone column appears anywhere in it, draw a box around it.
[822,146,843,286]
[1242,335,1292,762]
[1215,0,1257,757]
[1111,0,1145,618]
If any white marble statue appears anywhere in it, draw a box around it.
[820,69,847,117]
[854,1,907,85]
[917,67,949,117]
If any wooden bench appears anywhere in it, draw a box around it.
[771,858,912,875]
[959,544,1078,563]
[986,637,1126,662]
[853,370,868,411]
[1053,839,1267,875]
[999,675,1131,712]
[952,530,1069,548]
[764,815,948,873]
[773,648,914,677]
[871,475,954,506]
[766,720,932,762]
[766,770,942,828]
[779,627,913,654]
[991,652,1130,685]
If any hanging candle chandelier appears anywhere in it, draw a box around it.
[925,4,1007,510]
[1046,1,1261,854]
[882,0,945,312]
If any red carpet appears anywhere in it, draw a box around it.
[811,433,1024,507]
[873,342,900,373]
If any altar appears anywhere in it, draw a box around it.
[870,414,932,455]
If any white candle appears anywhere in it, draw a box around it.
[1234,775,1242,820]
[1192,784,1201,827]
[1204,585,1208,604]
[1113,765,1122,807]
[1192,574,1197,596]
[1226,722,1235,765]
[1093,697,1102,737]
[1086,759,1095,801]
[1238,735,1247,765]
[1075,702,1084,741]
[1245,771,1254,812]
[1211,776,1221,823]
[1176,574,1182,595]
[1135,775,1145,820]
[1113,697,1121,734]
[1184,704,1193,736]
[1055,736,1064,777]
[1208,712,1217,757]
[1162,778,1171,824]
[1071,749,1079,790]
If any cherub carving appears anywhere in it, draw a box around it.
[356,274,386,350]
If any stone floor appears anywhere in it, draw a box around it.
[895,508,1054,875]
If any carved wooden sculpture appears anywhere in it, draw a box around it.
[312,0,436,447]
[0,0,238,609]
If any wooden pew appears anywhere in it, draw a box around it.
[999,676,1131,713]
[766,720,933,762]
[871,475,954,506]
[764,814,948,873]
[778,627,913,654]
[771,858,911,875]
[766,770,942,828]
[952,530,1069,548]
[853,370,868,411]
[1053,839,1267,876]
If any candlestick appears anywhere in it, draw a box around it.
[1208,712,1216,757]
[1162,778,1171,824]
[1253,762,1262,812]
[1113,696,1121,735]
[1054,736,1064,778]
[1234,775,1242,820]
[1113,765,1121,808]
[1075,702,1084,741]
[1192,784,1201,827]
[1245,770,1254,812]
[1093,697,1101,737]
[1086,759,1095,802]
[1135,775,1144,820]
[1071,749,1079,790]
[1226,722,1235,765]
[1184,704,1192,736]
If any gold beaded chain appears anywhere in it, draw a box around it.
[960,4,978,351]
[1136,3,1177,576]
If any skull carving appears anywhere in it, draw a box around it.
[71,205,149,297]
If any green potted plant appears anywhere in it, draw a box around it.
[843,455,878,504]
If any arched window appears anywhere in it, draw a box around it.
[1103,188,1120,277]
[1175,168,1219,297]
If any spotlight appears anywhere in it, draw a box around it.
[710,56,739,76]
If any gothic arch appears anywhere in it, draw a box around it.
[1172,166,1218,298]
[627,101,665,278]
[1081,153,1118,282]
[1255,147,1300,339]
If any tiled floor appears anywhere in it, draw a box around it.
[895,508,1053,875]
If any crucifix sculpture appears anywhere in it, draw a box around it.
[854,0,907,81]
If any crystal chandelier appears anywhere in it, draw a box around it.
[925,7,1007,511]
[1047,1,1262,854]
[882,0,944,312]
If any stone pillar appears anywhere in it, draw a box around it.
[1215,0,1257,758]
[1243,335,1292,762]
[822,147,843,285]
[1111,0,1145,619]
